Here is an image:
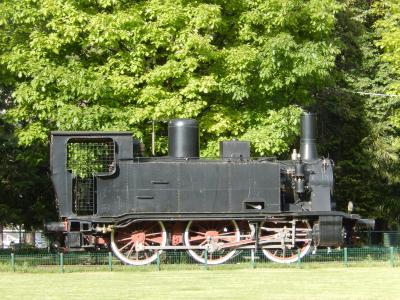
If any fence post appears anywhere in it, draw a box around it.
[11,253,15,272]
[59,252,64,273]
[297,249,301,268]
[390,247,394,268]
[367,230,371,247]
[108,252,113,272]
[251,249,256,269]
[204,248,208,270]
[344,248,348,268]
[156,251,161,271]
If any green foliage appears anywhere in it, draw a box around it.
[0,122,56,227]
[370,0,400,185]
[374,0,400,79]
[2,0,400,229]
[324,0,400,228]
[67,140,115,178]
[367,0,400,227]
[0,0,343,156]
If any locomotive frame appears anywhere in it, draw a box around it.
[46,113,362,265]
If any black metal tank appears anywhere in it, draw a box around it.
[168,119,199,158]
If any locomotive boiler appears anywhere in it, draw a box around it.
[46,113,360,265]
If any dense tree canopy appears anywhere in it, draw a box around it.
[0,0,399,228]
[328,0,400,227]
[0,0,344,156]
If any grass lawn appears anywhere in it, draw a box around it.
[0,267,399,300]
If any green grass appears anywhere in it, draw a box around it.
[0,267,399,300]
[1,256,398,273]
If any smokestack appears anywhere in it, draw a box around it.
[300,112,318,160]
[168,119,199,159]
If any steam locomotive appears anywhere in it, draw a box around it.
[46,113,362,265]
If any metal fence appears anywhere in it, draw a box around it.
[0,247,398,273]
[358,231,400,247]
[1,230,399,250]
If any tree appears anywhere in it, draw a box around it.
[320,0,400,228]
[1,83,56,229]
[0,10,55,230]
[366,0,400,227]
[0,0,344,157]
[5,0,397,228]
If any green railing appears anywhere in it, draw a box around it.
[0,247,398,273]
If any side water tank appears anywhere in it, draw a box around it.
[168,119,199,158]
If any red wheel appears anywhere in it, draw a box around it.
[259,219,312,263]
[111,221,167,265]
[184,220,240,265]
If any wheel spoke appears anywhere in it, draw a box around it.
[126,243,135,258]
[190,230,206,236]
[145,236,163,244]
[219,235,237,242]
[118,240,134,252]
[144,232,163,238]
[117,237,133,242]
[218,231,235,236]
[188,235,207,243]
[184,220,240,265]
[259,219,311,264]
[199,240,208,246]
[111,221,166,266]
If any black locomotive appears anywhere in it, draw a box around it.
[46,113,361,265]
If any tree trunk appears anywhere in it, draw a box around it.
[0,225,3,249]
[25,229,36,246]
